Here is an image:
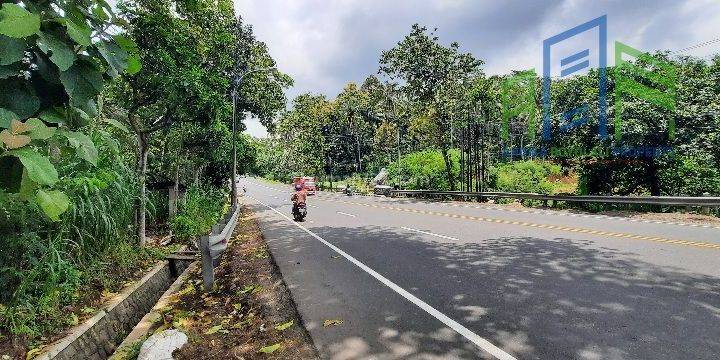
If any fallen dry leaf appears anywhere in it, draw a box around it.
[323,319,343,327]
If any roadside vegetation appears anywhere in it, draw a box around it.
[1,2,718,358]
[252,25,720,216]
[0,0,289,356]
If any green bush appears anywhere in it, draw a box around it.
[490,160,563,194]
[659,155,720,196]
[170,185,229,242]
[170,215,196,241]
[0,234,82,337]
[388,149,460,190]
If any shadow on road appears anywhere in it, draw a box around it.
[249,201,720,359]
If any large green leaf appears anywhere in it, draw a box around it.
[97,129,119,153]
[36,189,70,221]
[63,130,98,165]
[127,56,141,75]
[0,107,18,128]
[97,40,129,77]
[18,169,37,199]
[92,5,109,21]
[0,4,40,38]
[113,35,139,53]
[65,18,91,46]
[59,61,103,108]
[37,32,76,71]
[0,35,25,65]
[26,118,55,140]
[39,107,65,124]
[8,147,58,186]
[102,118,129,133]
[113,35,141,75]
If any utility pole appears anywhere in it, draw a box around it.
[397,125,401,187]
[231,66,276,208]
[231,86,237,208]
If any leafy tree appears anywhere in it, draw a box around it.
[379,24,483,189]
[0,0,140,221]
[275,94,331,178]
[387,149,460,191]
[330,83,374,173]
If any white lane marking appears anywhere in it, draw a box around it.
[401,226,460,241]
[337,211,357,217]
[248,196,516,360]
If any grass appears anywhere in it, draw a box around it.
[0,240,176,358]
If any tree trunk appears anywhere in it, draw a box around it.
[169,164,179,218]
[137,133,149,246]
[647,160,661,196]
[440,145,455,191]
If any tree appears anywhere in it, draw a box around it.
[0,0,140,221]
[331,83,373,173]
[379,24,484,189]
[117,0,238,244]
[275,94,331,178]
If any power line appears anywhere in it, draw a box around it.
[508,36,720,79]
[671,37,720,55]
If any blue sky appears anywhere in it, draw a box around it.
[234,0,720,137]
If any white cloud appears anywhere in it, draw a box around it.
[234,0,720,137]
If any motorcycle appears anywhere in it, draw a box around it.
[344,186,353,196]
[292,202,307,221]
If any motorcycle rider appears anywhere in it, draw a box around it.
[291,183,308,215]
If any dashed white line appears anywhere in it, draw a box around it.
[337,211,357,217]
[248,195,516,360]
[401,226,460,241]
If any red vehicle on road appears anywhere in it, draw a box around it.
[292,176,317,195]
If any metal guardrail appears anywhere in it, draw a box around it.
[200,204,241,290]
[389,190,720,208]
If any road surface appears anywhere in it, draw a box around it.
[239,178,720,360]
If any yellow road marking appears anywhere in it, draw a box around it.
[316,198,720,250]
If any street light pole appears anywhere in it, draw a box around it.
[231,86,238,208]
[230,66,276,208]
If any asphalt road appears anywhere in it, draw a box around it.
[239,178,720,360]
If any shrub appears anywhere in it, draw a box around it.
[490,160,564,194]
[388,149,460,190]
[170,185,229,243]
[169,215,198,242]
[659,155,720,196]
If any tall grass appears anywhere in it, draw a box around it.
[0,132,166,341]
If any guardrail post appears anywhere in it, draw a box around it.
[701,193,711,214]
[200,235,214,290]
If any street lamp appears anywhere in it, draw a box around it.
[231,66,276,208]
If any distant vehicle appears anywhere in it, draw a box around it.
[292,176,317,195]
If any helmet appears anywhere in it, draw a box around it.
[294,183,303,191]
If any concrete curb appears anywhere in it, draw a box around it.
[110,261,199,359]
[36,259,191,360]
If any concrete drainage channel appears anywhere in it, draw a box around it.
[35,257,194,360]
[36,204,240,359]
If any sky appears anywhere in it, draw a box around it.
[234,0,720,137]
